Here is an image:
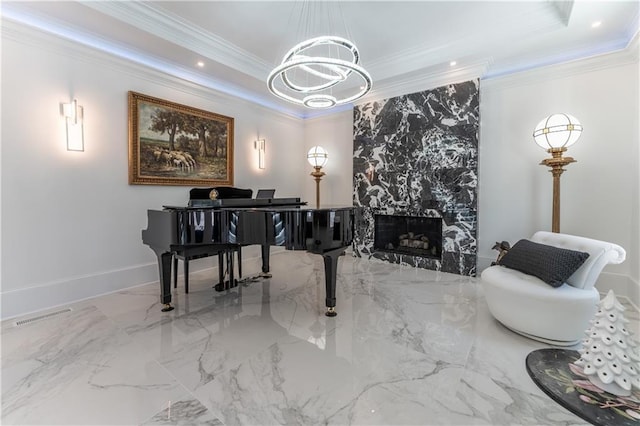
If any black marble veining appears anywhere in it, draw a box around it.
[352,79,479,275]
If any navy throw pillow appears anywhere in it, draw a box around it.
[498,239,589,287]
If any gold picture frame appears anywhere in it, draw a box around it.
[128,91,234,186]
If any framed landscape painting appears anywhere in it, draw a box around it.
[128,91,234,186]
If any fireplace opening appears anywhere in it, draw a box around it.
[374,215,442,259]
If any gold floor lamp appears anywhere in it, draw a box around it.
[533,113,583,233]
[307,146,328,208]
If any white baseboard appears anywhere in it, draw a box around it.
[0,262,160,321]
[0,245,273,321]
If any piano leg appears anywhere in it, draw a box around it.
[228,249,235,287]
[214,249,239,292]
[217,254,224,288]
[158,251,174,312]
[322,247,346,317]
[173,256,178,289]
[260,244,272,278]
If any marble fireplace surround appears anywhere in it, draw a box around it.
[352,79,479,276]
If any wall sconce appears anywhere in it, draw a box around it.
[254,139,265,169]
[307,146,328,208]
[533,113,583,233]
[61,99,84,151]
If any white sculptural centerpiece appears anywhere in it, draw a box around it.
[573,290,640,396]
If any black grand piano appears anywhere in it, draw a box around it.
[142,191,354,316]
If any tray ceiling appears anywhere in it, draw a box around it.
[2,1,638,117]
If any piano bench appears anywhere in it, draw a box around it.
[172,246,242,294]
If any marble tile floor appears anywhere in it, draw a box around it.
[2,251,638,425]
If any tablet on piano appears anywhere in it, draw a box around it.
[256,189,275,199]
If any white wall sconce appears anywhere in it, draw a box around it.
[61,99,84,151]
[254,139,265,169]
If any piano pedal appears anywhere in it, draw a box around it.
[237,275,262,286]
[325,307,337,317]
[161,304,174,312]
[213,279,239,292]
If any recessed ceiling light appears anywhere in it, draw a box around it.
[450,61,457,67]
[197,61,205,67]
[591,21,602,28]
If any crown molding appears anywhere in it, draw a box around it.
[624,10,640,42]
[1,19,304,121]
[80,1,272,80]
[482,31,639,90]
[358,60,490,105]
[365,2,562,82]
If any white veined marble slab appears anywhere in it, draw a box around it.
[3,250,623,425]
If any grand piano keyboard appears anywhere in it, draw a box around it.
[142,198,354,316]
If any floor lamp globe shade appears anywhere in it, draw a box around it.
[307,146,328,168]
[533,113,583,150]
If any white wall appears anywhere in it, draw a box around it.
[0,24,306,319]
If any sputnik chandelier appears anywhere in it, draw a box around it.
[267,12,372,109]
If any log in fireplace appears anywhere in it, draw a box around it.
[374,215,442,259]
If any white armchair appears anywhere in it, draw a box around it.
[481,231,626,346]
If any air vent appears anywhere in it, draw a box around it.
[14,308,73,327]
